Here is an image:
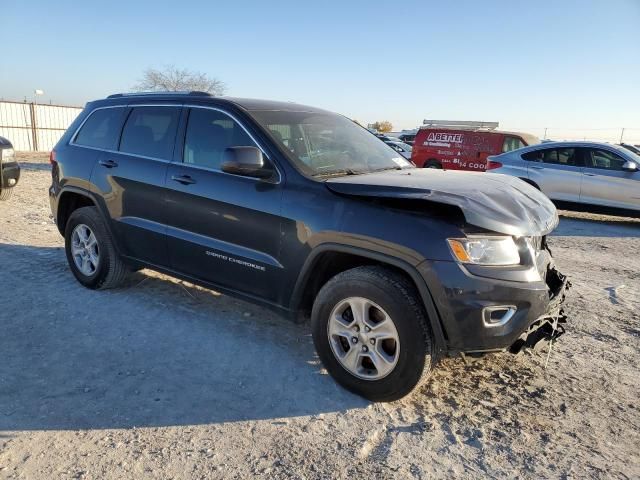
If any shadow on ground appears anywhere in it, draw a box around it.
[0,243,367,432]
[18,161,51,172]
[552,215,640,238]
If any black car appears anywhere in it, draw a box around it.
[397,133,416,145]
[49,92,569,401]
[0,136,20,200]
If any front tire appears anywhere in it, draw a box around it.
[0,187,13,201]
[424,159,442,169]
[64,206,130,289]
[311,266,434,402]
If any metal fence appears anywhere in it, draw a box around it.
[0,101,82,152]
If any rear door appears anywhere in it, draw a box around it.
[524,147,582,201]
[91,104,181,266]
[580,147,640,209]
[71,106,127,193]
[164,106,283,301]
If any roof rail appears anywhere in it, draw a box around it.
[422,120,499,131]
[106,91,212,98]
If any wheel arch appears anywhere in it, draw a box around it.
[55,188,122,252]
[518,177,540,190]
[56,188,98,235]
[425,159,442,168]
[290,244,447,354]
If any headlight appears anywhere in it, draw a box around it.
[1,148,16,164]
[447,236,520,266]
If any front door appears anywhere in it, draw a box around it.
[580,147,640,210]
[164,106,283,302]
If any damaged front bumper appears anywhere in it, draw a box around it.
[418,257,571,355]
[509,268,571,353]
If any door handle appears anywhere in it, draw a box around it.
[171,174,197,185]
[530,165,544,170]
[584,173,596,176]
[99,159,118,168]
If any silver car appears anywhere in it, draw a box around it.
[487,141,640,211]
[384,140,413,160]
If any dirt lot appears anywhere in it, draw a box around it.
[1,154,639,479]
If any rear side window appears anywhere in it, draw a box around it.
[183,108,256,170]
[556,148,577,165]
[74,108,124,150]
[119,106,180,160]
[522,149,545,161]
[502,136,525,153]
[522,148,576,166]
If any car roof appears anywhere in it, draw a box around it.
[520,140,628,150]
[417,127,540,143]
[500,140,638,158]
[96,92,330,114]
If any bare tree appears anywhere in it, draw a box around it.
[134,66,226,95]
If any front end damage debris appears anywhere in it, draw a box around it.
[509,268,571,354]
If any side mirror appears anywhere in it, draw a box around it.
[221,147,273,179]
[622,160,638,172]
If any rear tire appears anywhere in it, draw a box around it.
[311,266,434,402]
[64,206,130,289]
[424,159,442,169]
[0,187,13,201]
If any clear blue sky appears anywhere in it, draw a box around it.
[2,0,639,140]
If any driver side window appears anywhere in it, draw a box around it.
[587,149,626,171]
[183,108,256,170]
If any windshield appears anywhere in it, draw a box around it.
[620,143,640,156]
[614,143,640,161]
[249,110,413,177]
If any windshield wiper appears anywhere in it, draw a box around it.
[368,166,405,173]
[312,168,363,178]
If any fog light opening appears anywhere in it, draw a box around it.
[483,306,517,327]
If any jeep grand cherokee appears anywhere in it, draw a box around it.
[49,92,569,401]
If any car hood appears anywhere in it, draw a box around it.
[325,169,559,236]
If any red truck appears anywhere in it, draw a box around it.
[411,121,540,171]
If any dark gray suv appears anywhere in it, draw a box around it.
[49,92,569,401]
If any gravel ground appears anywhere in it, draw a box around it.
[1,154,639,479]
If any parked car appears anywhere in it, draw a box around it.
[0,136,20,201]
[412,122,540,171]
[374,134,399,142]
[620,143,640,156]
[384,140,413,159]
[397,132,416,145]
[49,92,568,401]
[487,141,640,212]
